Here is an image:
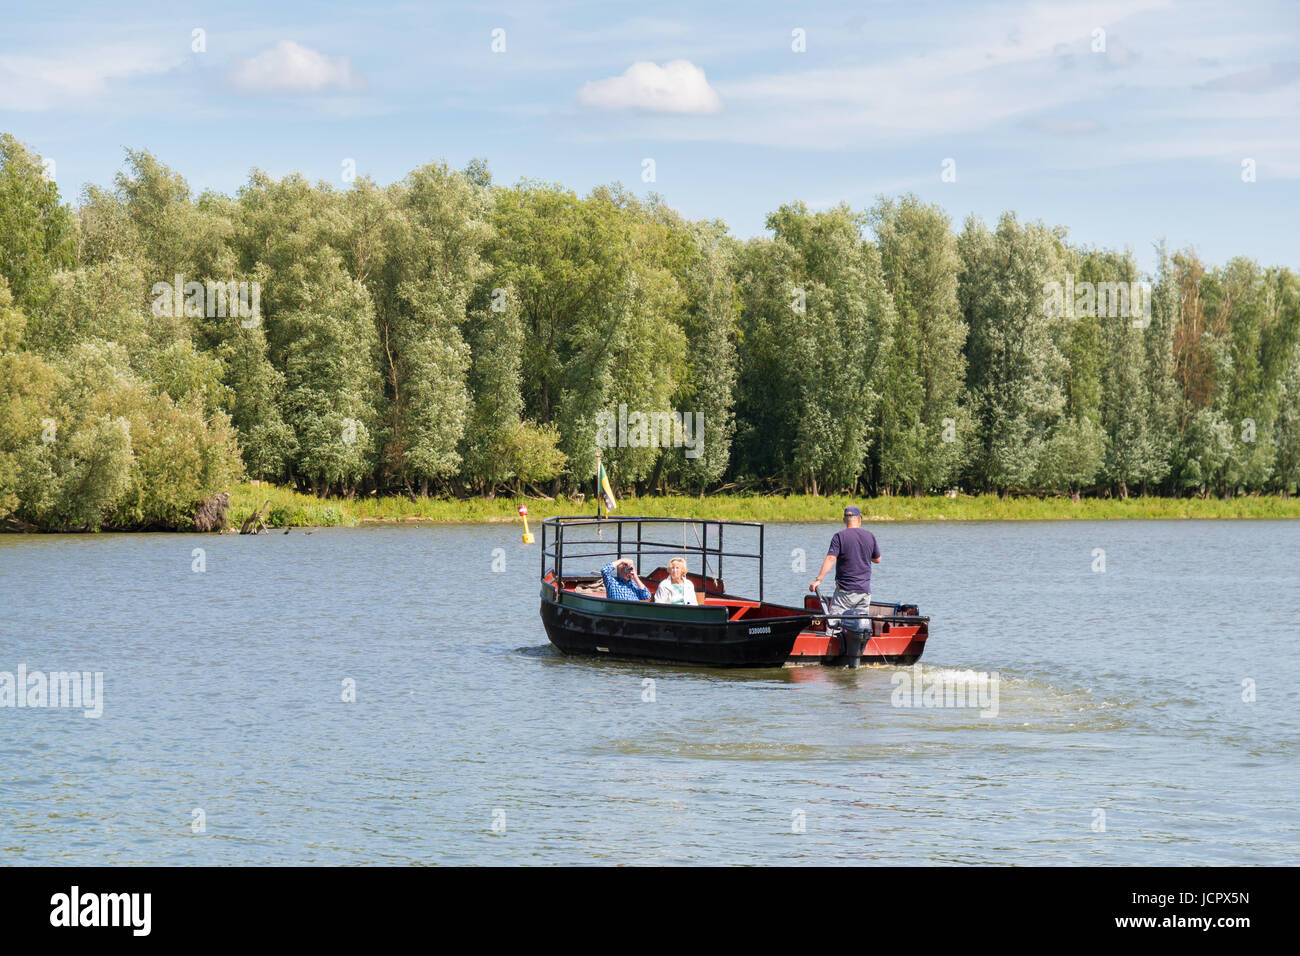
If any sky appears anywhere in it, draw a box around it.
[2,0,1298,273]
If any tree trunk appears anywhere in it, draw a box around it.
[194,492,231,532]
[240,500,271,534]
[647,452,666,497]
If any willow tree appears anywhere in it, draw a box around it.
[868,194,968,494]
[8,341,135,529]
[1203,261,1300,494]
[460,271,566,493]
[491,183,614,480]
[462,281,524,492]
[22,258,150,358]
[0,279,58,522]
[1167,251,1234,494]
[1064,247,1165,497]
[592,186,688,486]
[0,134,75,313]
[213,319,294,481]
[112,150,226,287]
[958,213,1069,493]
[488,183,687,487]
[346,163,489,496]
[4,335,240,531]
[1144,243,1181,492]
[1275,342,1300,495]
[655,212,739,493]
[233,172,380,496]
[736,202,892,493]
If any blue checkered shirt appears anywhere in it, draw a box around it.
[600,562,650,601]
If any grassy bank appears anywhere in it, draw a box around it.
[228,483,1300,529]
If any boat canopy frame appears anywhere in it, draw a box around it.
[540,515,766,602]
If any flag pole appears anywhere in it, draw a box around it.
[595,451,603,520]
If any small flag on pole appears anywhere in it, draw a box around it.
[598,462,617,512]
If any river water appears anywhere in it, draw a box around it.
[1,519,1296,865]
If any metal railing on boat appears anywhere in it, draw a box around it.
[540,515,766,601]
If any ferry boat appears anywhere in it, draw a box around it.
[538,515,929,668]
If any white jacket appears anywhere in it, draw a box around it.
[653,578,698,605]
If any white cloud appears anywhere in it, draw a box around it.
[576,60,722,114]
[227,40,365,95]
[578,0,1300,167]
[567,18,689,45]
[1199,60,1300,92]
[1023,117,1102,135]
[1124,137,1300,178]
[712,0,1175,142]
[0,44,181,111]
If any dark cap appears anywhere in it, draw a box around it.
[843,505,861,516]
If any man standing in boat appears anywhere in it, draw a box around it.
[810,506,880,631]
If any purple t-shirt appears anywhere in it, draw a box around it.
[828,527,880,593]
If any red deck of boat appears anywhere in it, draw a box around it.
[548,566,927,665]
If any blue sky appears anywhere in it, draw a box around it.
[2,0,1297,272]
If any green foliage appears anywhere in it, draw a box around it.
[0,281,57,519]
[461,284,525,489]
[3,135,1299,530]
[958,213,1070,492]
[1034,416,1106,491]
[231,483,1300,527]
[0,134,76,312]
[508,420,568,485]
[232,173,382,493]
[24,258,150,356]
[0,276,25,351]
[869,195,967,493]
[459,284,566,490]
[109,396,242,529]
[6,341,243,530]
[656,212,739,491]
[228,483,346,528]
[735,202,891,493]
[352,163,489,490]
[1274,344,1300,494]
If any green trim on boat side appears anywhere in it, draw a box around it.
[543,586,730,623]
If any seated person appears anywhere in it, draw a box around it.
[600,557,650,601]
[654,557,699,606]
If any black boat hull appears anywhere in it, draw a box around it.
[541,594,808,668]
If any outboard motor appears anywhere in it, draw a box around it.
[838,608,872,668]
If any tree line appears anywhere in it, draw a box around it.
[2,132,1298,530]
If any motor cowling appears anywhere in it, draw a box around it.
[838,608,871,668]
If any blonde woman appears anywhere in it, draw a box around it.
[654,557,699,605]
